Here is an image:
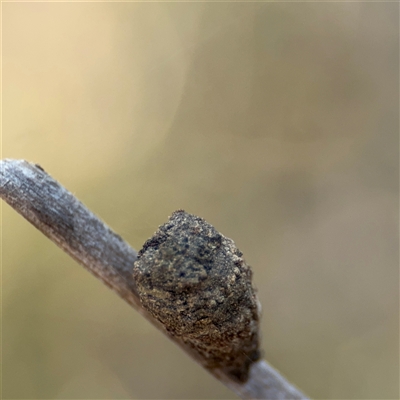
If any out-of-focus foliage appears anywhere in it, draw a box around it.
[2,2,398,399]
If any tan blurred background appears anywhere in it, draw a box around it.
[2,2,398,399]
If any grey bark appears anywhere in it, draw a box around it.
[0,158,309,400]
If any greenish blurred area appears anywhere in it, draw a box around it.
[2,2,398,399]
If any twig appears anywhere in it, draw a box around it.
[0,158,309,400]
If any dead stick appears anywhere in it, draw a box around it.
[0,158,309,400]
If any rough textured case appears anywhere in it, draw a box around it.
[133,210,260,382]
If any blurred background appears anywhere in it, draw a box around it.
[2,2,398,399]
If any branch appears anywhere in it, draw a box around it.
[0,159,309,400]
